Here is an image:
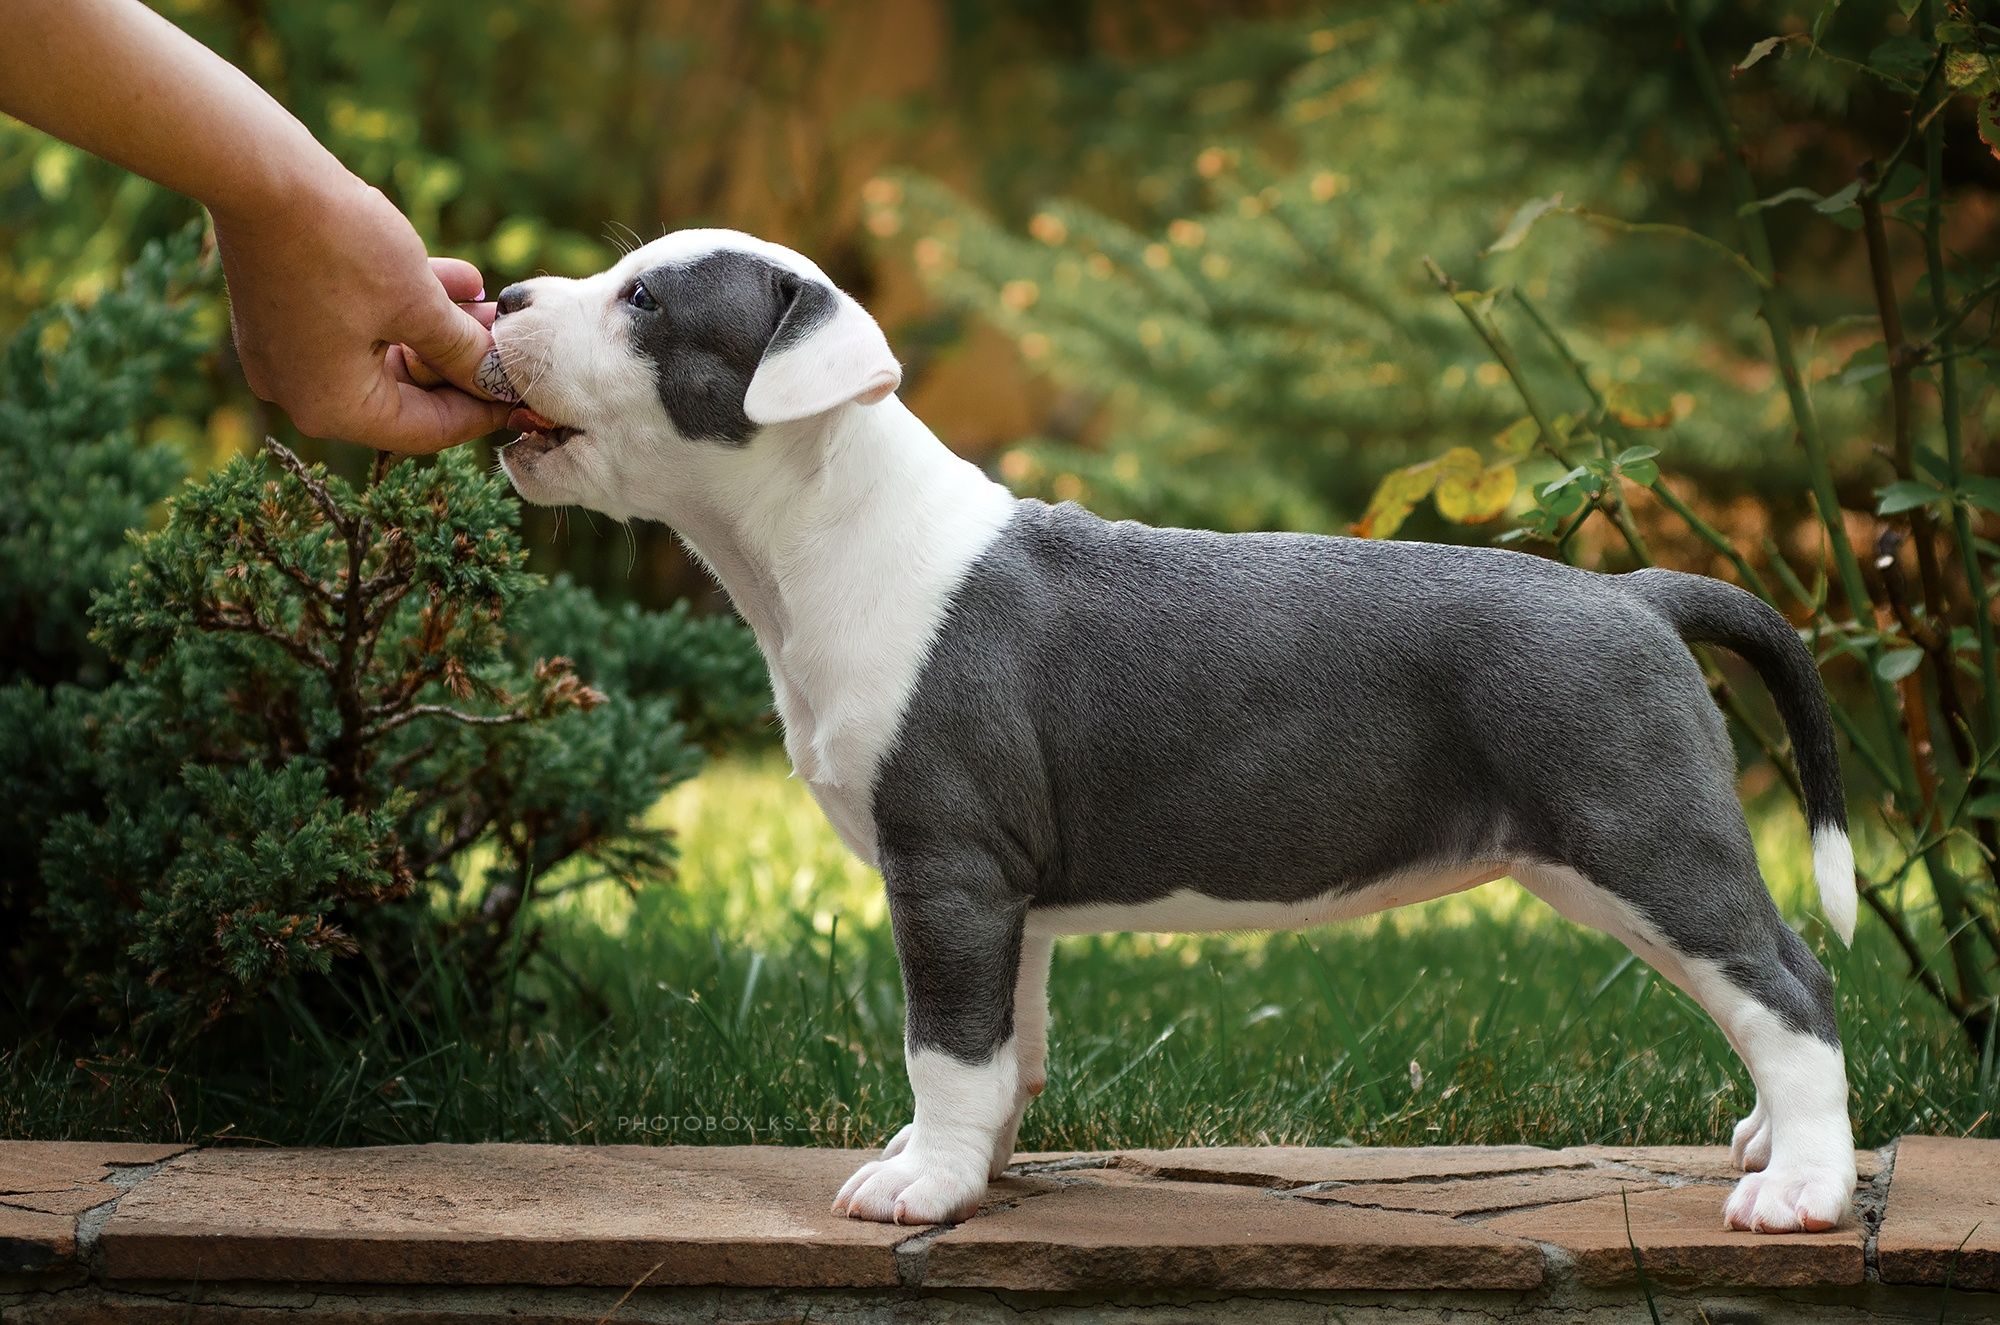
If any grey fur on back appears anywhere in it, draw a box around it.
[872,500,1841,1056]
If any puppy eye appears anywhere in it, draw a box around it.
[625,280,658,311]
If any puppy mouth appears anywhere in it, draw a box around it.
[507,404,581,446]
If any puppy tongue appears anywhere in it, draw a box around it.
[509,405,560,434]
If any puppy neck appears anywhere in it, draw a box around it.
[671,396,1017,811]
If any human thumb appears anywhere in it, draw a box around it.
[397,291,502,400]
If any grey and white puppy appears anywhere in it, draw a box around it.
[490,229,1858,1235]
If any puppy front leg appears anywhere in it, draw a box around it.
[834,854,1022,1225]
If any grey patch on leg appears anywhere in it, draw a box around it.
[882,847,1025,1064]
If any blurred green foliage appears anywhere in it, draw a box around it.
[888,0,1996,538]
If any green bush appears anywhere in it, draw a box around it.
[0,239,770,1046]
[0,224,213,687]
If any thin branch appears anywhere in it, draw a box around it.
[1666,0,1919,803]
[1920,0,2000,750]
[413,811,497,875]
[195,605,332,674]
[242,525,339,610]
[1860,48,1950,199]
[1424,259,1650,562]
[362,703,535,743]
[1555,206,1771,291]
[1861,171,1954,647]
[1917,273,2000,354]
[261,437,351,534]
[1510,291,1775,594]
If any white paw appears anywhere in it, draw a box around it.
[832,1149,988,1225]
[879,1123,915,1161]
[1730,1105,1771,1172]
[1723,1164,1854,1232]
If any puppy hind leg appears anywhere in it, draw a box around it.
[1731,1097,1771,1173]
[1700,926,1853,1231]
[1516,862,1853,1232]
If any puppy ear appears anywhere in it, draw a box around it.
[743,279,901,426]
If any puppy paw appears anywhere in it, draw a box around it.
[879,1122,916,1161]
[1730,1104,1771,1172]
[832,1150,987,1225]
[1723,1164,1854,1233]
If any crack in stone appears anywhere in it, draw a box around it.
[891,1180,1085,1289]
[1007,1155,1117,1176]
[1278,1162,1616,1201]
[76,1149,190,1271]
[1857,1137,1894,1283]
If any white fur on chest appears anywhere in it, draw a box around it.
[678,399,1015,865]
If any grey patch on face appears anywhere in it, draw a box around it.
[871,501,1845,1061]
[768,280,834,356]
[625,251,834,444]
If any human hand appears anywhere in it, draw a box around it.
[210,168,512,453]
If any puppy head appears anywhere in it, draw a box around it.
[490,229,900,520]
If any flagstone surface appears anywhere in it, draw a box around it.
[1875,1134,2000,1292]
[2,1136,1994,1313]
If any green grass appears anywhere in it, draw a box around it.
[5,752,1995,1151]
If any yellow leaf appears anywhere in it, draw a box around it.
[1493,416,1540,456]
[1353,463,1439,539]
[1605,381,1675,429]
[1436,463,1517,524]
[1435,446,1484,479]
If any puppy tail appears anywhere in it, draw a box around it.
[1621,568,1856,946]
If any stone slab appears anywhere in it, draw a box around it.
[1561,1144,1883,1184]
[0,1205,77,1274]
[0,1187,125,1217]
[1113,1144,1582,1189]
[99,1144,915,1288]
[1486,1182,1864,1287]
[922,1173,1544,1290]
[0,1137,1978,1300]
[1876,1134,2000,1291]
[1302,1165,1656,1215]
[0,1140,185,1273]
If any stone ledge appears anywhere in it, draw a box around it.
[0,1136,1993,1314]
[1876,1134,2000,1292]
[0,1141,185,1275]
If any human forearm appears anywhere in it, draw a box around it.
[0,0,343,219]
[4,0,511,451]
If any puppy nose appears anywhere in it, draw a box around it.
[495,283,533,316]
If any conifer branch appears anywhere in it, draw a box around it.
[361,703,536,742]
